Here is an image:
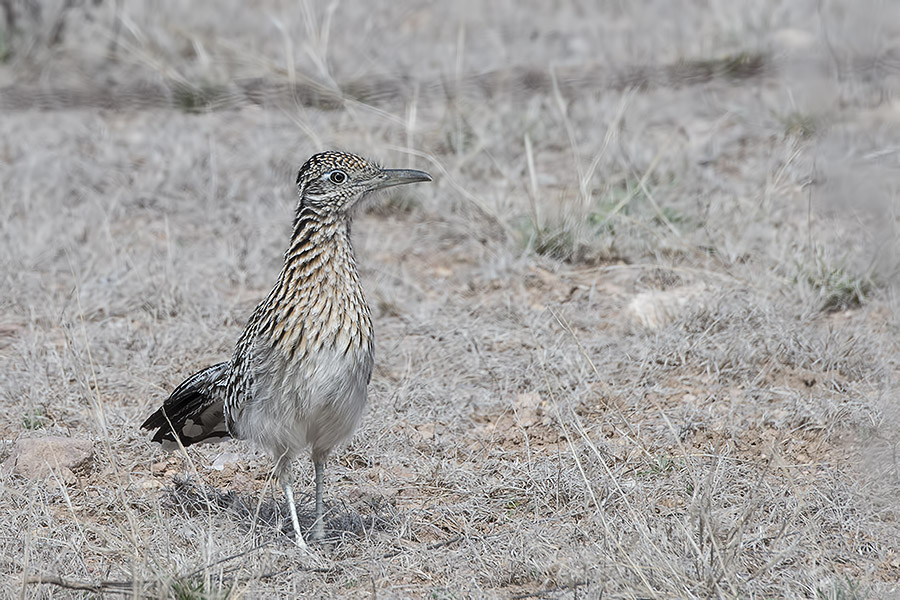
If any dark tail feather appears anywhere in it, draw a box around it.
[141,362,231,448]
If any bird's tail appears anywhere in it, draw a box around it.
[141,362,232,448]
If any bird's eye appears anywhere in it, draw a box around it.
[329,170,347,184]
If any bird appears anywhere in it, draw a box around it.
[141,151,432,548]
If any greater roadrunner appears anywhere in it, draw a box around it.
[141,151,432,547]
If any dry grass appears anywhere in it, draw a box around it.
[1,1,900,598]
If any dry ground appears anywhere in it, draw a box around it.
[2,1,900,598]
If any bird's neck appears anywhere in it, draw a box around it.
[286,206,353,264]
[260,203,369,358]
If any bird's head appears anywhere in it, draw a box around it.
[295,151,432,216]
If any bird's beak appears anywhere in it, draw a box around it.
[371,168,433,191]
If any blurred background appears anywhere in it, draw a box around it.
[1,1,899,598]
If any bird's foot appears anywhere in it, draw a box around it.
[312,520,325,542]
[293,532,310,550]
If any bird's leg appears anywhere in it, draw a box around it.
[276,455,308,549]
[313,459,325,541]
[282,479,307,549]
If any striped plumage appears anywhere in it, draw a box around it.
[141,151,432,547]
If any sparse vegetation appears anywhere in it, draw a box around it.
[21,408,44,430]
[680,51,768,81]
[171,577,233,600]
[816,577,869,600]
[795,247,876,312]
[1,1,899,599]
[782,111,820,139]
[172,82,226,113]
[0,29,10,63]
[521,210,615,265]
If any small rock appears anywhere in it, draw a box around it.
[3,436,93,482]
[414,422,443,440]
[514,392,544,427]
[626,285,707,329]
[139,478,162,490]
[210,452,241,472]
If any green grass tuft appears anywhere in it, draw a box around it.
[782,112,819,139]
[21,408,45,430]
[816,577,869,600]
[795,249,875,312]
[172,82,225,113]
[171,578,233,600]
